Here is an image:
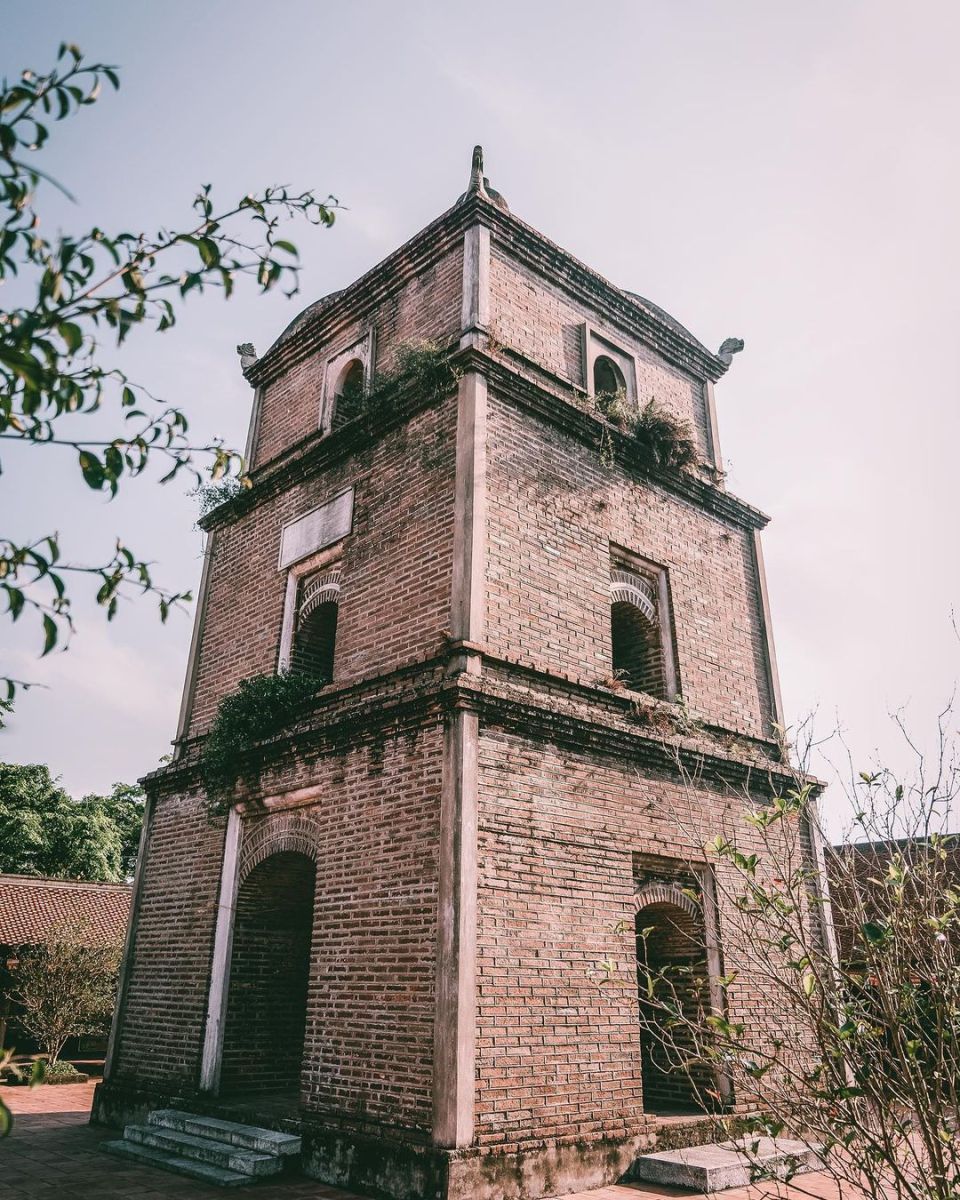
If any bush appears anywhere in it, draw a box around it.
[360,340,461,418]
[191,476,246,519]
[200,671,326,803]
[42,1059,85,1083]
[594,390,699,472]
[8,920,121,1065]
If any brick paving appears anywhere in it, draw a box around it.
[0,1080,848,1200]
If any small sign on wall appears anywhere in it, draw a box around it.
[279,488,354,569]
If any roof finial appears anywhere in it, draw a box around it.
[468,145,484,195]
[457,144,509,211]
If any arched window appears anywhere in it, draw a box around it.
[610,568,666,698]
[291,570,340,681]
[593,354,626,399]
[330,358,365,430]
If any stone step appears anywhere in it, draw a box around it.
[101,1138,254,1187]
[124,1124,281,1177]
[148,1108,302,1157]
[633,1136,825,1192]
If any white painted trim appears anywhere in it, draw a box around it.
[433,707,479,1147]
[449,371,487,672]
[277,486,354,571]
[277,572,299,673]
[200,807,242,1093]
[703,380,724,482]
[174,529,218,750]
[319,329,374,433]
[277,545,344,673]
[698,868,734,1105]
[583,321,639,405]
[610,547,680,702]
[243,385,264,469]
[460,224,490,343]
[751,529,785,728]
[102,791,155,1081]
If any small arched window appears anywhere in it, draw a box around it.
[593,354,626,399]
[291,570,341,681]
[610,567,668,698]
[330,358,365,431]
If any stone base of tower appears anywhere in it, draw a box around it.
[95,1079,654,1199]
[301,1120,655,1200]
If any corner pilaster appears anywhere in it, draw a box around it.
[433,703,479,1148]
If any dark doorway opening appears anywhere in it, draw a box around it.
[220,851,315,1101]
[636,899,713,1115]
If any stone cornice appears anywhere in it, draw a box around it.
[245,203,475,389]
[202,346,767,535]
[481,203,728,383]
[470,349,769,530]
[147,658,815,802]
[245,193,729,393]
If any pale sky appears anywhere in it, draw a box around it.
[3,1,959,833]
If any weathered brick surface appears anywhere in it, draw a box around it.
[483,393,772,739]
[111,792,225,1088]
[101,184,811,1199]
[187,398,458,736]
[254,243,463,470]
[489,248,712,457]
[474,727,800,1147]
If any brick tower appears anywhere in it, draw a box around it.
[94,149,823,1199]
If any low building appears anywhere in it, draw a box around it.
[0,874,131,1058]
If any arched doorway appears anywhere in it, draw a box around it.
[219,851,315,1099]
[635,891,714,1114]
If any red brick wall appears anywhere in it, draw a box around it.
[474,726,804,1146]
[187,397,458,737]
[488,247,712,458]
[483,393,772,740]
[117,718,443,1132]
[220,851,315,1094]
[253,243,463,471]
[295,723,444,1135]
[110,793,225,1089]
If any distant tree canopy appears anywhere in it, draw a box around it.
[0,762,143,881]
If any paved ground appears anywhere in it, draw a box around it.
[0,1081,846,1200]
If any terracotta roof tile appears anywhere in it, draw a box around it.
[0,874,131,947]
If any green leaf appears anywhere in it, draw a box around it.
[196,238,220,269]
[41,613,58,656]
[78,451,105,490]
[0,1094,11,1137]
[861,920,889,945]
[59,321,83,353]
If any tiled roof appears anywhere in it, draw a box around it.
[0,874,131,947]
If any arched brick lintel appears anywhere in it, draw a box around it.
[238,812,322,883]
[633,880,699,919]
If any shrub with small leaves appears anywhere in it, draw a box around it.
[594,390,699,472]
[191,477,247,519]
[200,671,327,804]
[359,341,461,418]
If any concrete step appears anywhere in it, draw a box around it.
[148,1108,302,1157]
[124,1124,281,1177]
[633,1136,825,1191]
[101,1138,254,1187]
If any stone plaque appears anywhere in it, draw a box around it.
[278,488,354,569]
